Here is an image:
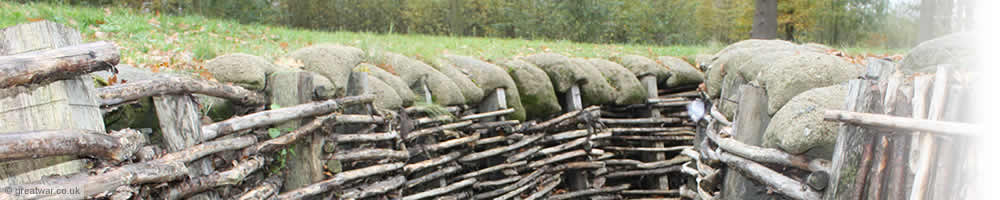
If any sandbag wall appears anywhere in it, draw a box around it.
[692,34,979,200]
[0,20,713,200]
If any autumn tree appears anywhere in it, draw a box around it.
[751,0,778,39]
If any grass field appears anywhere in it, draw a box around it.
[1,1,904,73]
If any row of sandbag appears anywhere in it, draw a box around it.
[702,32,976,159]
[202,44,704,122]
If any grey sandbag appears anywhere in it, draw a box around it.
[368,75,403,109]
[522,53,615,105]
[587,58,646,105]
[367,51,465,105]
[205,53,274,91]
[763,84,848,159]
[759,51,861,115]
[705,39,798,98]
[442,55,527,121]
[716,50,802,119]
[497,58,561,120]
[657,56,704,87]
[610,54,671,84]
[431,57,485,104]
[900,32,977,74]
[288,44,365,97]
[362,63,416,106]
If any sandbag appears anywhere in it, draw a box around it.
[363,63,416,106]
[587,58,646,105]
[522,53,615,105]
[205,53,273,90]
[367,51,465,105]
[705,40,799,98]
[716,50,804,118]
[368,76,403,109]
[497,58,561,120]
[431,57,484,104]
[610,54,671,83]
[900,32,977,74]
[759,51,861,115]
[443,55,527,121]
[763,84,848,159]
[288,44,364,97]
[657,56,704,87]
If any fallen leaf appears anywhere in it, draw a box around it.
[27,17,43,22]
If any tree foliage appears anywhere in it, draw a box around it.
[24,0,931,47]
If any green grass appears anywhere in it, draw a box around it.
[0,1,903,72]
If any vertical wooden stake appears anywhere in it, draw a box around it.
[270,71,321,193]
[721,85,778,200]
[563,84,590,191]
[640,76,671,190]
[154,94,220,200]
[910,66,950,200]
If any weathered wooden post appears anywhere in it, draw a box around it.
[562,84,590,191]
[826,59,891,200]
[154,94,221,200]
[0,21,104,185]
[720,85,778,200]
[269,71,323,192]
[640,76,670,190]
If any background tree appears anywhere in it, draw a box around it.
[751,0,778,39]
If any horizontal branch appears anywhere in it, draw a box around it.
[460,108,514,121]
[277,162,404,200]
[599,117,683,125]
[97,75,265,107]
[334,131,399,143]
[201,94,374,142]
[705,150,821,200]
[474,175,521,189]
[421,132,479,153]
[603,146,691,152]
[0,129,144,162]
[549,161,606,172]
[824,110,983,136]
[402,178,476,200]
[548,184,631,200]
[528,150,588,168]
[707,127,827,172]
[405,165,461,189]
[523,175,561,200]
[0,41,118,89]
[455,161,526,180]
[327,148,409,162]
[606,166,682,178]
[242,114,332,156]
[404,151,462,174]
[164,156,267,200]
[465,120,520,130]
[236,176,282,200]
[341,175,406,199]
[522,106,599,133]
[473,166,548,200]
[405,120,473,141]
[459,134,543,162]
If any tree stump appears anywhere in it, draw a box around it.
[269,71,323,193]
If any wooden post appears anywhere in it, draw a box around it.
[269,71,322,193]
[0,21,103,186]
[721,84,779,200]
[825,59,891,200]
[562,84,590,191]
[640,76,670,190]
[154,94,220,200]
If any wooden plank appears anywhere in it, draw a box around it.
[562,84,590,191]
[154,94,220,200]
[640,76,670,190]
[268,71,322,192]
[721,84,780,200]
[825,59,890,200]
[0,20,103,186]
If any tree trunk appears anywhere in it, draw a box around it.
[751,0,778,39]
